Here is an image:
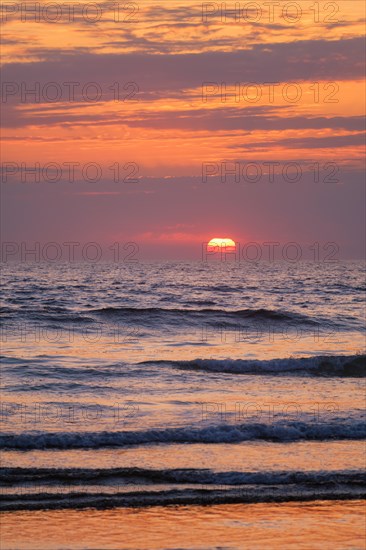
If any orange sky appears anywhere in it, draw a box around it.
[1,0,365,257]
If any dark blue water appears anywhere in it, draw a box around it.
[1,261,365,510]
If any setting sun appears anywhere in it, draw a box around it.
[207,238,236,251]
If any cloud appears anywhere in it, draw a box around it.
[2,37,364,94]
[230,132,366,150]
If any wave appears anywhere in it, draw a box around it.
[1,313,95,327]
[1,420,365,450]
[91,306,318,325]
[1,467,364,487]
[1,484,365,511]
[2,306,323,332]
[140,355,366,377]
[4,355,364,381]
[3,355,364,380]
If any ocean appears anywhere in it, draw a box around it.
[1,260,365,549]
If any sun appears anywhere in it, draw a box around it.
[207,238,236,251]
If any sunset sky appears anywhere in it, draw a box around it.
[1,0,365,259]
